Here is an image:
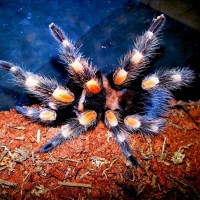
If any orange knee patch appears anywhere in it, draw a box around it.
[85,79,101,94]
[52,87,75,103]
[113,68,128,85]
[79,110,97,126]
[105,110,118,127]
[124,116,141,129]
[142,76,159,90]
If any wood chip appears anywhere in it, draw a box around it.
[9,125,26,130]
[58,181,92,188]
[0,179,17,188]
[36,130,41,143]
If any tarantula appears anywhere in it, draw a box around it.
[0,14,194,166]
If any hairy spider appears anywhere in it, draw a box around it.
[0,14,194,166]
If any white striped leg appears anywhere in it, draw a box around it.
[41,110,97,152]
[104,110,139,166]
[113,14,166,87]
[142,68,195,91]
[0,61,74,110]
[16,106,57,124]
[50,23,102,93]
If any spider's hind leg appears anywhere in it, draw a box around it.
[124,65,195,135]
[112,126,139,167]
[124,88,172,135]
[16,106,57,124]
[104,110,139,167]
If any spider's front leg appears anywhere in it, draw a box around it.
[41,110,98,152]
[0,61,75,110]
[112,14,166,88]
[49,23,103,96]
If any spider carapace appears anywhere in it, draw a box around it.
[0,15,194,166]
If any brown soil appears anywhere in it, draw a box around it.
[0,101,199,200]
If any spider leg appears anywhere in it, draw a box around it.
[41,110,97,152]
[125,114,165,135]
[111,127,139,166]
[112,14,166,87]
[142,67,195,91]
[49,23,102,95]
[143,88,172,119]
[125,64,194,133]
[104,110,139,167]
[0,61,75,110]
[16,106,57,124]
[124,88,171,135]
